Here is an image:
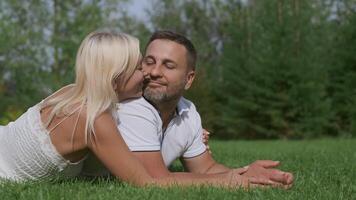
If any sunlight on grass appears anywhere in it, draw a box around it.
[0,139,355,199]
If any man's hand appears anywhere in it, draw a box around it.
[202,129,211,154]
[227,168,279,189]
[240,160,294,189]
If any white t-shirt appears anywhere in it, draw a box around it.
[117,97,207,166]
[80,97,206,176]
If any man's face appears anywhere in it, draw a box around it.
[142,39,195,104]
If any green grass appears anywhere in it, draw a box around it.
[1,139,355,199]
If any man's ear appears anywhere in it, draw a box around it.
[184,70,195,90]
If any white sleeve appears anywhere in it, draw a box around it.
[182,111,207,158]
[116,100,161,152]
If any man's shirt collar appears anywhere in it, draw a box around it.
[176,97,190,116]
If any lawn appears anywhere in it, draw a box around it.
[0,139,355,199]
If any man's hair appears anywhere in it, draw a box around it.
[146,30,197,70]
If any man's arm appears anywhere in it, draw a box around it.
[181,151,294,187]
[114,99,284,187]
[115,99,242,180]
[132,151,246,179]
[181,151,232,174]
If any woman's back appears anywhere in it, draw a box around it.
[0,86,87,181]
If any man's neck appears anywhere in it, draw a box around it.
[148,97,180,131]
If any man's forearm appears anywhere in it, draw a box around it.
[167,171,228,179]
[181,151,232,174]
[203,162,231,174]
[147,171,233,187]
[150,169,254,188]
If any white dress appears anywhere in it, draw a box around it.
[0,101,85,181]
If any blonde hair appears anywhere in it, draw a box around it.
[44,30,140,142]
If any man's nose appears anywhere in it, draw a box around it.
[149,64,163,77]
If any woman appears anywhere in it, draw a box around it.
[0,30,257,188]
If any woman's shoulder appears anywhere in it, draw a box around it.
[42,84,75,104]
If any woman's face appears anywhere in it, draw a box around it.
[116,65,145,102]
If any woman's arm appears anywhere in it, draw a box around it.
[87,112,152,186]
[87,112,266,188]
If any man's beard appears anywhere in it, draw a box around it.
[143,80,186,105]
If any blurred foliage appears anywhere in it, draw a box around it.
[0,0,355,139]
[219,0,332,139]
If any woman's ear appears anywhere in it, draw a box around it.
[113,78,118,90]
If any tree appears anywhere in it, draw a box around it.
[0,0,136,124]
[0,0,50,124]
[326,0,356,137]
[146,0,231,130]
[219,0,332,139]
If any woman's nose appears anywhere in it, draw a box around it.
[141,69,149,77]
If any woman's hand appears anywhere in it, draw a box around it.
[202,129,212,154]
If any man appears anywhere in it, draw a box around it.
[84,31,293,188]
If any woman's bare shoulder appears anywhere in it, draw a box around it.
[44,84,75,102]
